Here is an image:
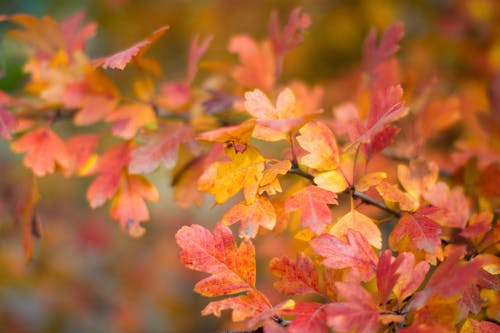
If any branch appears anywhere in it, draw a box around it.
[221,316,289,333]
[287,167,401,218]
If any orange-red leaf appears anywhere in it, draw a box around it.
[363,22,404,73]
[16,177,41,262]
[11,126,70,176]
[129,122,199,174]
[220,196,276,239]
[397,159,439,200]
[270,252,320,296]
[269,7,311,58]
[376,181,419,212]
[285,185,337,234]
[389,206,442,256]
[110,173,159,237]
[297,120,339,171]
[311,230,378,282]
[105,103,156,139]
[258,160,291,195]
[176,223,270,321]
[198,118,256,151]
[286,302,328,333]
[355,171,386,192]
[94,25,169,70]
[228,35,275,91]
[64,134,100,176]
[325,281,380,333]
[423,182,470,229]
[187,34,213,82]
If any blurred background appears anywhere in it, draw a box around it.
[0,0,499,332]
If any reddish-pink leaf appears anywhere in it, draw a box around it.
[362,22,404,73]
[94,25,169,70]
[0,107,17,140]
[285,185,337,234]
[462,319,500,333]
[176,223,270,321]
[326,281,379,333]
[269,252,320,296]
[269,7,311,58]
[423,182,470,229]
[221,196,276,239]
[105,103,156,139]
[155,81,191,110]
[60,10,97,55]
[287,302,328,333]
[187,34,213,82]
[311,230,378,282]
[11,126,70,176]
[376,181,419,211]
[389,206,442,255]
[64,134,100,176]
[129,122,199,174]
[376,250,400,304]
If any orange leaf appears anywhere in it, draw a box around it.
[176,223,270,321]
[269,252,320,296]
[376,181,419,212]
[259,160,291,195]
[110,173,159,237]
[363,22,404,73]
[329,209,382,249]
[16,177,41,262]
[297,120,339,171]
[228,35,275,91]
[244,88,321,141]
[198,146,265,204]
[11,126,70,176]
[105,103,156,139]
[285,302,328,333]
[187,34,213,82]
[423,182,470,229]
[220,196,276,239]
[355,171,386,192]
[285,185,338,234]
[314,170,349,194]
[93,25,169,70]
[129,122,199,174]
[397,159,439,200]
[64,134,100,176]
[198,118,256,152]
[311,230,378,282]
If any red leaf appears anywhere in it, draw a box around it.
[176,223,270,321]
[94,25,169,70]
[269,252,320,296]
[362,22,404,73]
[285,185,338,234]
[287,302,328,333]
[11,126,70,176]
[59,10,97,56]
[389,206,442,255]
[221,196,276,239]
[311,230,378,282]
[129,122,199,174]
[325,282,379,333]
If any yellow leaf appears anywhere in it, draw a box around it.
[355,172,386,192]
[329,210,382,249]
[314,170,348,193]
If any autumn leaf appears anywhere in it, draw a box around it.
[269,252,320,296]
[15,177,41,262]
[173,144,224,208]
[129,121,199,174]
[285,185,338,234]
[286,302,328,333]
[11,126,70,176]
[269,7,311,75]
[325,281,380,333]
[296,120,339,171]
[311,230,378,282]
[355,171,386,192]
[176,223,270,321]
[187,34,213,82]
[64,134,100,176]
[461,319,500,333]
[198,146,265,204]
[389,206,442,258]
[85,142,130,208]
[314,170,349,194]
[397,159,439,200]
[198,118,256,153]
[362,22,404,73]
[93,25,169,70]
[423,182,470,229]
[244,88,321,141]
[329,209,382,249]
[110,173,159,237]
[105,103,157,139]
[258,160,291,195]
[228,34,275,91]
[376,250,429,304]
[220,196,276,239]
[376,181,419,211]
